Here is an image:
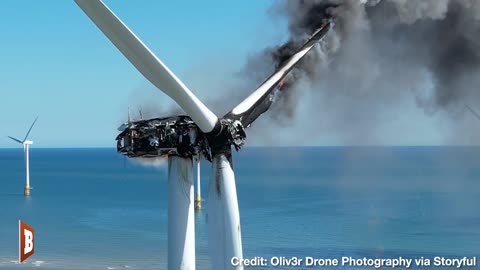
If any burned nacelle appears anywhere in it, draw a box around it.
[116,115,212,159]
[116,114,247,161]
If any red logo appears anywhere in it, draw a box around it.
[19,220,34,263]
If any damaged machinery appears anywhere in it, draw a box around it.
[116,115,246,161]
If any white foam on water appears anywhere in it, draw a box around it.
[106,264,133,269]
[31,260,46,267]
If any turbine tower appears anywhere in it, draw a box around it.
[75,1,331,269]
[8,117,38,196]
[194,156,202,210]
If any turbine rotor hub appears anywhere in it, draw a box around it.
[207,118,246,154]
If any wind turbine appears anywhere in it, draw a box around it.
[8,117,38,196]
[74,1,331,269]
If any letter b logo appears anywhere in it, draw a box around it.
[19,220,34,263]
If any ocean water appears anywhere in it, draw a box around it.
[0,147,479,269]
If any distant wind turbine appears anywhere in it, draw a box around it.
[8,117,38,196]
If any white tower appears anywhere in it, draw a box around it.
[23,141,33,196]
[194,156,202,210]
[8,117,38,197]
[168,156,195,269]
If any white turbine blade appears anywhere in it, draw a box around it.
[75,0,218,133]
[207,154,243,270]
[7,136,23,144]
[226,21,331,127]
[466,104,480,121]
[168,156,195,270]
[23,116,38,142]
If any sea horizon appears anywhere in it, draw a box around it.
[2,145,480,149]
[1,146,479,269]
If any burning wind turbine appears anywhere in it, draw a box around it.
[75,0,332,269]
[8,117,38,196]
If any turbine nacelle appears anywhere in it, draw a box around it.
[116,115,207,159]
[23,141,33,151]
[116,115,246,161]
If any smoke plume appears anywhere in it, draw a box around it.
[240,0,480,145]
[131,157,168,169]
[123,0,480,146]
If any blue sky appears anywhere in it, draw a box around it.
[0,0,279,148]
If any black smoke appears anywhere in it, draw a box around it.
[240,0,480,145]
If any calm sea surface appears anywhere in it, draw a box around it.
[0,147,479,269]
